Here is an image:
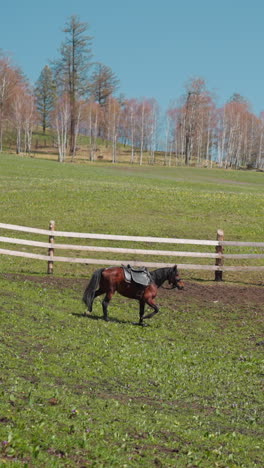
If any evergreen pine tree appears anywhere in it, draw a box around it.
[35,65,56,134]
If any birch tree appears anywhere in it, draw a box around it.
[53,94,70,162]
[105,97,121,163]
[11,83,36,154]
[257,112,264,169]
[82,99,101,161]
[120,99,138,163]
[12,90,23,154]
[0,57,24,151]
[167,79,216,166]
[23,92,36,153]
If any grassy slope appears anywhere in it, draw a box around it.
[0,154,263,467]
[1,153,264,279]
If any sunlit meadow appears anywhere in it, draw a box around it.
[0,154,263,467]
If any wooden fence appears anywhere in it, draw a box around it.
[0,222,264,281]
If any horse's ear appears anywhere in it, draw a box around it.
[173,265,177,271]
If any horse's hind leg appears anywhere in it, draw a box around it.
[94,289,103,299]
[86,288,103,314]
[139,300,146,326]
[102,291,114,321]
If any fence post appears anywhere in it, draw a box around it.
[47,220,55,274]
[215,229,224,281]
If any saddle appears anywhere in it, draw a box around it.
[123,264,152,287]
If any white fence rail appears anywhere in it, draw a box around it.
[0,222,264,279]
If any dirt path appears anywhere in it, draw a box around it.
[2,273,264,307]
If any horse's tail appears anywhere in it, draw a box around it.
[82,268,104,312]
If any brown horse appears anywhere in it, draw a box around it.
[82,265,184,325]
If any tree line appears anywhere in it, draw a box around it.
[0,15,263,169]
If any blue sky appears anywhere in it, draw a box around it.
[1,0,264,115]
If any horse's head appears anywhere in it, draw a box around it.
[168,265,184,290]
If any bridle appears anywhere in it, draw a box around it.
[161,270,183,290]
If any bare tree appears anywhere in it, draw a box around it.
[12,90,23,154]
[120,99,138,163]
[82,99,101,161]
[167,78,216,166]
[53,94,70,162]
[0,57,24,151]
[10,82,36,154]
[104,97,121,163]
[23,92,36,153]
[257,112,264,169]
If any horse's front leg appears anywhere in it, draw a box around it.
[102,291,114,321]
[142,299,159,320]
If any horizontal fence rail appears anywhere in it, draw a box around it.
[0,222,264,279]
[1,248,264,272]
[1,223,264,247]
[1,237,264,259]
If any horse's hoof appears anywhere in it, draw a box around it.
[139,322,149,327]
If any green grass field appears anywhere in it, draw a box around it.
[0,154,263,467]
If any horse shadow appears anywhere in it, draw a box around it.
[72,312,146,326]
